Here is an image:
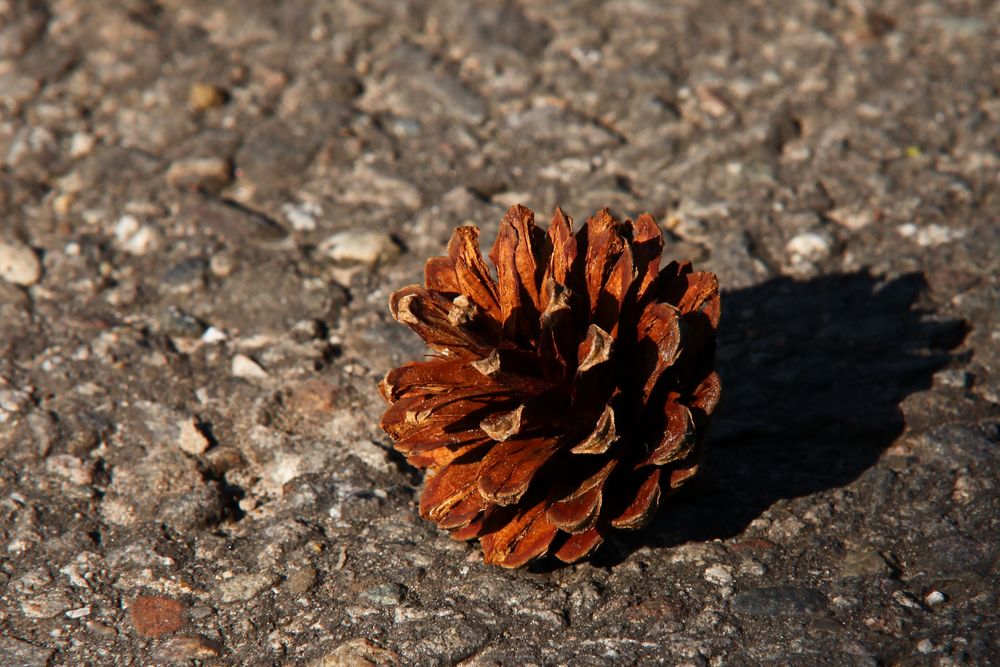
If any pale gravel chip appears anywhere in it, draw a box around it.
[21,592,72,619]
[704,564,735,586]
[177,418,210,455]
[320,230,400,266]
[897,223,967,247]
[785,232,832,263]
[0,240,41,286]
[45,454,94,485]
[113,215,162,255]
[217,573,279,603]
[231,354,268,379]
[282,201,322,231]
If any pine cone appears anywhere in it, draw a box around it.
[380,205,721,567]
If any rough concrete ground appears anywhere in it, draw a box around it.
[1,0,998,664]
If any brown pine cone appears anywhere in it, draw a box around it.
[380,205,721,568]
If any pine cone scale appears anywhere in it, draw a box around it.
[594,244,634,336]
[538,288,577,379]
[668,463,700,489]
[419,449,488,521]
[568,404,617,454]
[545,483,603,533]
[608,467,662,529]
[543,209,577,294]
[380,387,509,449]
[571,339,617,420]
[553,525,604,563]
[575,323,613,373]
[634,302,684,402]
[380,358,488,402]
[663,271,721,327]
[545,458,615,533]
[475,437,561,506]
[389,286,496,356]
[692,371,723,414]
[582,214,627,316]
[380,205,720,567]
[489,205,544,323]
[480,497,558,568]
[642,401,696,466]
[407,438,487,469]
[631,213,665,294]
[447,227,502,318]
[424,256,461,293]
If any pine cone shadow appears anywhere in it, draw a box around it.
[595,270,968,566]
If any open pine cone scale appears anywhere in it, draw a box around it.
[380,205,721,568]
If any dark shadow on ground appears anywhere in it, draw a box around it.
[592,270,968,566]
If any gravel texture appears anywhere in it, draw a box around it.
[1,1,998,665]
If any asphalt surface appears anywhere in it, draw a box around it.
[0,1,998,664]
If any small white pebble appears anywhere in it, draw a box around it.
[68,132,96,158]
[831,596,855,608]
[45,455,94,485]
[786,232,832,263]
[200,326,227,344]
[704,564,734,586]
[165,157,231,189]
[320,230,400,266]
[65,606,91,619]
[892,590,922,609]
[925,590,946,606]
[0,240,42,286]
[282,201,322,232]
[828,206,874,231]
[177,418,210,455]
[238,497,258,512]
[209,254,234,277]
[738,559,766,576]
[232,354,268,379]
[0,387,33,415]
[916,639,934,654]
[897,223,966,247]
[934,368,970,389]
[114,215,161,255]
[114,214,140,241]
